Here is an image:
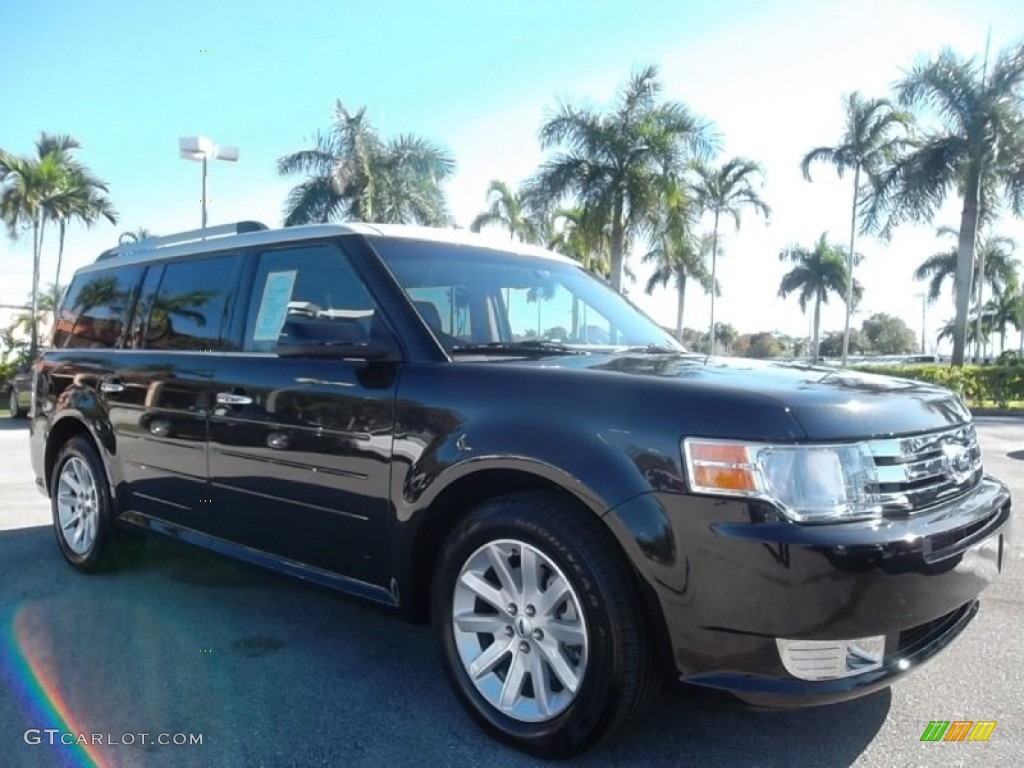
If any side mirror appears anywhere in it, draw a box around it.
[277,315,399,360]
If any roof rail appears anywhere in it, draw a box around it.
[96,220,269,261]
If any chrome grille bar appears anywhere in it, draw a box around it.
[866,424,982,515]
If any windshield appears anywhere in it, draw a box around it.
[372,239,685,354]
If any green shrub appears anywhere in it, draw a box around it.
[852,364,1024,409]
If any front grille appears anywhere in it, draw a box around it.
[897,602,974,654]
[866,424,982,515]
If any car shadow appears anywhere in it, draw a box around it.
[0,526,889,767]
[588,687,890,766]
[1006,450,1024,461]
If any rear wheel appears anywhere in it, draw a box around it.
[432,492,656,758]
[51,436,143,572]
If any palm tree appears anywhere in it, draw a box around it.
[528,65,715,291]
[801,93,912,366]
[778,233,861,363]
[547,206,611,278]
[981,286,1024,355]
[119,227,157,245]
[1,134,116,358]
[691,157,770,354]
[470,180,543,242]
[278,100,455,226]
[715,322,738,355]
[914,227,1018,305]
[0,151,60,359]
[643,181,716,341]
[938,317,984,349]
[6,283,63,342]
[863,43,1024,365]
[36,134,117,300]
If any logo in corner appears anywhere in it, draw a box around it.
[920,720,996,742]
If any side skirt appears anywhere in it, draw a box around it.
[119,510,397,607]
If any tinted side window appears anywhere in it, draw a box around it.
[143,254,239,351]
[54,266,143,349]
[243,244,379,353]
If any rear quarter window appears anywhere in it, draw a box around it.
[54,266,144,349]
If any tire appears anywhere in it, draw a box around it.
[50,436,143,572]
[9,389,25,418]
[432,492,656,759]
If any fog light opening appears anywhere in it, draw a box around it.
[777,635,885,681]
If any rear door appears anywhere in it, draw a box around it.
[207,241,398,585]
[108,252,243,532]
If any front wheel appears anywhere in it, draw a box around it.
[432,492,656,758]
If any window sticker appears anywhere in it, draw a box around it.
[252,270,298,341]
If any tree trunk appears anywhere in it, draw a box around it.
[30,213,43,361]
[609,195,626,292]
[952,170,981,366]
[812,292,822,363]
[841,165,860,367]
[975,252,986,363]
[675,273,686,342]
[54,219,67,309]
[708,210,721,356]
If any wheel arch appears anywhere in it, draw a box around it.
[44,413,116,498]
[394,462,664,647]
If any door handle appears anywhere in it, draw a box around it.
[99,378,125,394]
[216,391,254,406]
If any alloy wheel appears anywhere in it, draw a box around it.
[56,457,100,555]
[451,538,589,723]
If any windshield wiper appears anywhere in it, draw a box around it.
[450,340,586,356]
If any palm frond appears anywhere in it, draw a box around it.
[281,176,346,226]
[800,145,849,181]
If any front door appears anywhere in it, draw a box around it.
[208,242,397,586]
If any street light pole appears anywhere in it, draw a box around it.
[179,136,238,230]
[201,153,208,229]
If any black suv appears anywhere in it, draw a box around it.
[29,221,1012,757]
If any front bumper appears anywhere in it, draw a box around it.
[606,475,1011,707]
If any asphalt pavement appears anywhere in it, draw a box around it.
[0,415,1021,767]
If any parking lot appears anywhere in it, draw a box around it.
[0,415,1020,768]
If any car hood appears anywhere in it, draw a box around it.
[512,353,971,441]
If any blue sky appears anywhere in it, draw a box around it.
[2,0,1023,348]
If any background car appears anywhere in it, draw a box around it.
[7,368,31,417]
[3,358,34,418]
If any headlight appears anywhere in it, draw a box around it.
[682,438,883,523]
